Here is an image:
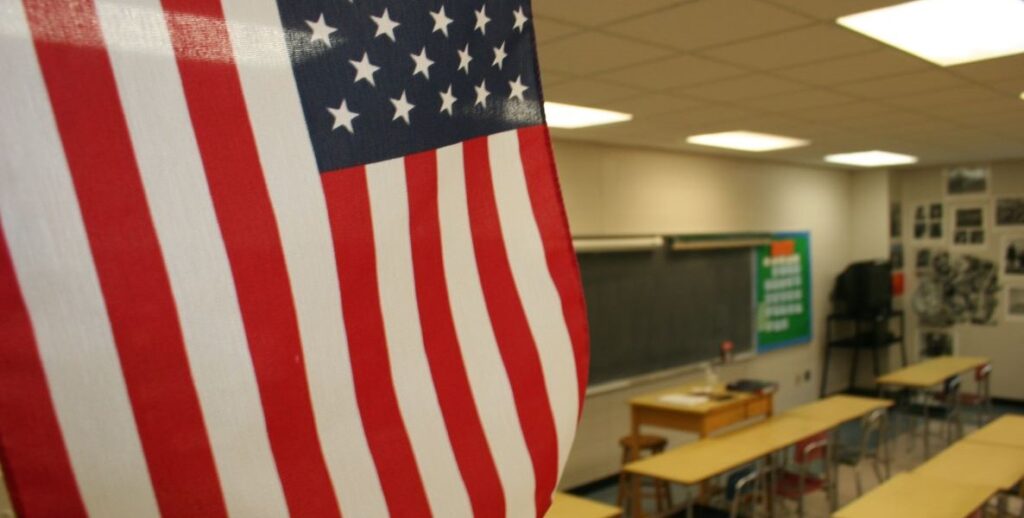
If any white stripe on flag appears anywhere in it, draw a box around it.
[436,143,537,518]
[0,1,160,516]
[95,2,290,516]
[487,130,581,476]
[218,1,389,515]
[365,158,474,518]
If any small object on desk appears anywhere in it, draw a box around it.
[727,379,778,395]
[658,394,710,406]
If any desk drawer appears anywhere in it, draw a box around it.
[745,396,772,418]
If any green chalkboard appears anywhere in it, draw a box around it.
[756,232,812,351]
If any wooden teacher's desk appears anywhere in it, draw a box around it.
[629,383,773,439]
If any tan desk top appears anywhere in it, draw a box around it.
[544,493,621,518]
[913,441,1024,490]
[876,356,989,388]
[965,415,1024,450]
[782,395,893,428]
[833,472,995,518]
[625,416,832,485]
[630,383,757,415]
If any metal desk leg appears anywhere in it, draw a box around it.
[922,390,931,458]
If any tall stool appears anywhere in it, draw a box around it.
[617,434,672,514]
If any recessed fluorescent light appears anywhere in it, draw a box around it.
[1020,91,1024,101]
[825,150,918,167]
[837,0,1024,66]
[543,102,632,129]
[685,131,809,152]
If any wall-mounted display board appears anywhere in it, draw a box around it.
[756,232,812,351]
[576,235,759,385]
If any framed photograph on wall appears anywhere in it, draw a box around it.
[945,165,990,197]
[917,329,956,358]
[995,197,1024,227]
[1005,286,1024,322]
[912,202,943,242]
[950,203,988,249]
[1002,234,1024,277]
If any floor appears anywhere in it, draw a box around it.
[574,404,1024,517]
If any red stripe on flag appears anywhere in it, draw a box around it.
[405,151,507,517]
[159,2,341,516]
[321,168,433,517]
[462,137,559,513]
[0,229,88,518]
[517,126,590,414]
[23,1,228,515]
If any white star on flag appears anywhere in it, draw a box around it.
[474,80,490,108]
[513,7,529,32]
[439,85,457,115]
[458,44,473,74]
[349,52,380,86]
[306,14,337,46]
[390,90,414,124]
[411,48,434,79]
[371,8,400,42]
[430,6,453,37]
[508,76,528,101]
[474,6,490,35]
[328,99,358,133]
[492,42,507,70]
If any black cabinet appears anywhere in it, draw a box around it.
[820,311,907,397]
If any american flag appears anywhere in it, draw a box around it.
[0,0,588,516]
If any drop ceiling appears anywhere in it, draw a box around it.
[532,0,1024,169]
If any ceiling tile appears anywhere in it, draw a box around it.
[644,104,757,128]
[595,55,746,90]
[787,101,892,122]
[950,53,1024,82]
[530,0,682,27]
[886,85,1005,109]
[836,70,971,98]
[606,0,811,51]
[542,80,641,105]
[532,17,584,43]
[738,88,854,111]
[765,0,905,20]
[601,94,703,115]
[777,49,931,85]
[701,25,879,70]
[990,78,1024,96]
[539,70,573,86]
[536,31,674,75]
[673,74,805,101]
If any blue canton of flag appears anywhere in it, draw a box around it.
[277,0,545,172]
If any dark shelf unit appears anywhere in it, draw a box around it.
[820,310,907,397]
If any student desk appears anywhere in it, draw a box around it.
[629,383,773,439]
[833,472,995,518]
[781,394,893,429]
[544,493,621,518]
[875,356,989,457]
[965,414,1024,450]
[913,441,1024,491]
[625,417,833,517]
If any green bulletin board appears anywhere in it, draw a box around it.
[757,232,812,351]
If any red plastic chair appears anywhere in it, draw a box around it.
[774,432,834,517]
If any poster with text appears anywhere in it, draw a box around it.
[757,232,812,352]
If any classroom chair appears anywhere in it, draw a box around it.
[933,376,966,444]
[835,408,890,498]
[726,464,771,518]
[958,363,994,427]
[773,434,834,517]
[616,434,672,514]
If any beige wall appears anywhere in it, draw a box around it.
[892,160,1024,400]
[551,139,858,487]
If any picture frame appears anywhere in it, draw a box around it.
[1002,234,1024,277]
[945,165,990,197]
[995,197,1024,227]
[949,203,988,249]
[1005,285,1024,322]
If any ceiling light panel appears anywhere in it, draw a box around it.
[837,0,1024,66]
[544,102,633,129]
[825,150,918,167]
[685,131,809,152]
